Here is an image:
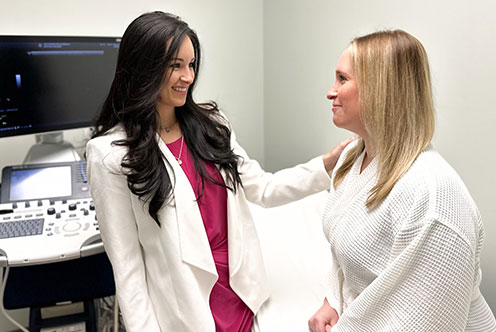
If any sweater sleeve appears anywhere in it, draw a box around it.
[332,218,475,332]
[86,138,161,332]
[231,130,331,208]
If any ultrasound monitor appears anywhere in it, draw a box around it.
[0,161,88,203]
[0,35,120,163]
[9,165,71,201]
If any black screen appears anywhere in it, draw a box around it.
[0,35,120,138]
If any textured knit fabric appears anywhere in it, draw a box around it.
[167,137,253,332]
[322,142,496,331]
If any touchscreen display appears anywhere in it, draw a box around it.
[9,166,71,200]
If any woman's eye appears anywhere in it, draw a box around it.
[339,75,347,82]
[189,62,195,68]
[170,63,180,69]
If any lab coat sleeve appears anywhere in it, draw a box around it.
[333,219,475,331]
[231,130,331,208]
[86,139,161,332]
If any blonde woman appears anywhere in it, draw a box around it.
[308,30,496,332]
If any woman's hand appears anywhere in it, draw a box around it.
[308,298,339,332]
[322,136,357,174]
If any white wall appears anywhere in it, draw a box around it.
[1,0,495,330]
[0,0,265,172]
[264,0,496,314]
[0,1,263,331]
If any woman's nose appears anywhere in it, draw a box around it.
[181,70,194,84]
[327,88,337,100]
[181,75,192,84]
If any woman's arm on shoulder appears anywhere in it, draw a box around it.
[230,128,354,208]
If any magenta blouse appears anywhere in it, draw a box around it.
[167,137,253,332]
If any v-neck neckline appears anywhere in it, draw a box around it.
[351,150,377,178]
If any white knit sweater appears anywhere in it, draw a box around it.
[322,143,496,331]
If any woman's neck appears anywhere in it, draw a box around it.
[157,106,182,144]
[157,103,176,128]
[361,137,376,174]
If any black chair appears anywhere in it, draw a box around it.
[2,252,115,332]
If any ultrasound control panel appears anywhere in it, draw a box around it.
[0,197,103,266]
[0,161,104,267]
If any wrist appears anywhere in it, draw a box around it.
[323,153,334,173]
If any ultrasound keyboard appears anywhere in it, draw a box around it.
[0,197,103,267]
[0,218,44,238]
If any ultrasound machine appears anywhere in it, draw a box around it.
[0,35,120,332]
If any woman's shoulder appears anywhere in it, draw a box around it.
[389,147,482,247]
[397,147,468,196]
[204,106,230,127]
[86,125,128,169]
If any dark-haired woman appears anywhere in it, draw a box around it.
[86,11,352,332]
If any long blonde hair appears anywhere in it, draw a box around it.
[333,30,435,209]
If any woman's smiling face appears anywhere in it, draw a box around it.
[157,36,196,111]
[326,47,364,137]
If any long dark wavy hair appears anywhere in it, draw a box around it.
[91,11,242,226]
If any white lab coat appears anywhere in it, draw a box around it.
[86,124,330,332]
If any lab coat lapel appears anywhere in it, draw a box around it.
[156,136,217,277]
[221,168,270,313]
[218,168,243,276]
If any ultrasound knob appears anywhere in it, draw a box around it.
[47,207,56,215]
[69,203,77,211]
[63,222,81,232]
